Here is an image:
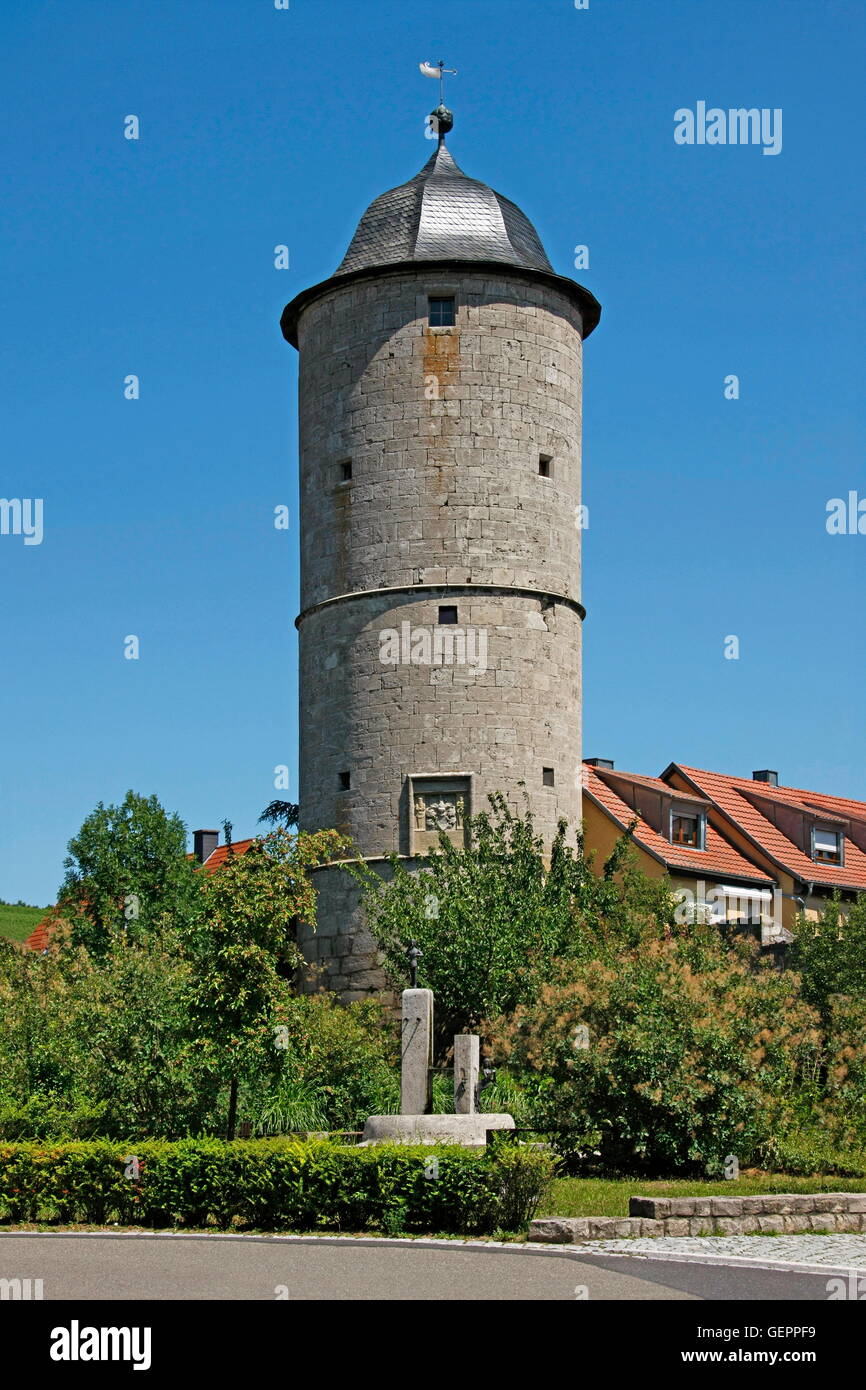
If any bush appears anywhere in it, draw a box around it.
[755,1131,866,1179]
[247,995,399,1135]
[0,1139,554,1234]
[0,928,218,1141]
[488,926,822,1175]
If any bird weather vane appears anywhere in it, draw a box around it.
[419,58,458,107]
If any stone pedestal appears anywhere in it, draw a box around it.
[454,1034,479,1114]
[401,988,433,1115]
[361,1114,515,1148]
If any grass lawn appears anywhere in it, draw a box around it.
[0,902,48,943]
[540,1174,866,1219]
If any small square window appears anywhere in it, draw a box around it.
[339,771,351,791]
[428,296,455,328]
[338,460,352,482]
[672,813,700,847]
[542,767,555,787]
[813,827,842,864]
[539,454,552,478]
[438,606,458,625]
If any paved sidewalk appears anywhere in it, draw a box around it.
[580,1233,866,1274]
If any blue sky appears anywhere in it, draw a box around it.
[1,0,863,906]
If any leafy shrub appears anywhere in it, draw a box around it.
[0,1139,553,1234]
[247,995,399,1135]
[489,926,822,1175]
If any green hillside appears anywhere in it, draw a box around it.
[0,901,49,943]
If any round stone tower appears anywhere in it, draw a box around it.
[281,108,600,999]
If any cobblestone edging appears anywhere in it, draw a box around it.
[531,1193,866,1243]
[576,1234,866,1275]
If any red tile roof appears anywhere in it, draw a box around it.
[24,918,54,952]
[22,907,68,953]
[670,765,866,891]
[198,838,256,873]
[583,766,773,884]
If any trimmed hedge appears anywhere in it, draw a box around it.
[0,1139,554,1234]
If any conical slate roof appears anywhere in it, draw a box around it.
[335,140,554,277]
[280,119,601,347]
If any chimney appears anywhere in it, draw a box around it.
[193,829,219,864]
[584,758,615,770]
[752,770,779,787]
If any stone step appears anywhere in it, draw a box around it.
[530,1208,866,1243]
[629,1192,866,1219]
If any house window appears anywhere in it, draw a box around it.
[428,296,455,327]
[812,827,842,864]
[438,605,458,625]
[543,767,555,787]
[339,771,351,791]
[671,812,703,848]
[338,460,352,483]
[538,454,552,478]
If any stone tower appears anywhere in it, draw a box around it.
[281,105,600,999]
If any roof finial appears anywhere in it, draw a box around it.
[419,58,457,142]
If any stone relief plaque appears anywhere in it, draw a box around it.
[409,777,471,853]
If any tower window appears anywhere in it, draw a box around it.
[339,771,351,791]
[539,454,552,478]
[338,460,352,483]
[428,296,455,328]
[543,767,555,787]
[438,605,458,625]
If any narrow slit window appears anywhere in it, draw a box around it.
[539,454,552,478]
[338,460,352,482]
[543,767,555,787]
[339,771,351,791]
[428,296,455,327]
[438,606,458,625]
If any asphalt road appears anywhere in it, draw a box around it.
[0,1234,836,1300]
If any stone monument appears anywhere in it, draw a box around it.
[362,988,514,1147]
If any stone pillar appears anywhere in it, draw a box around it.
[401,989,433,1115]
[453,1034,479,1115]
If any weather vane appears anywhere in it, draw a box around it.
[419,58,458,108]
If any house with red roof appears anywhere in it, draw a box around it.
[661,764,866,932]
[583,757,866,941]
[188,829,256,873]
[581,760,783,942]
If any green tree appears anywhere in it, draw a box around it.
[59,791,201,955]
[789,894,866,1023]
[351,792,637,1047]
[186,827,352,1137]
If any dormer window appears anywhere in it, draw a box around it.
[671,810,706,849]
[812,827,842,864]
